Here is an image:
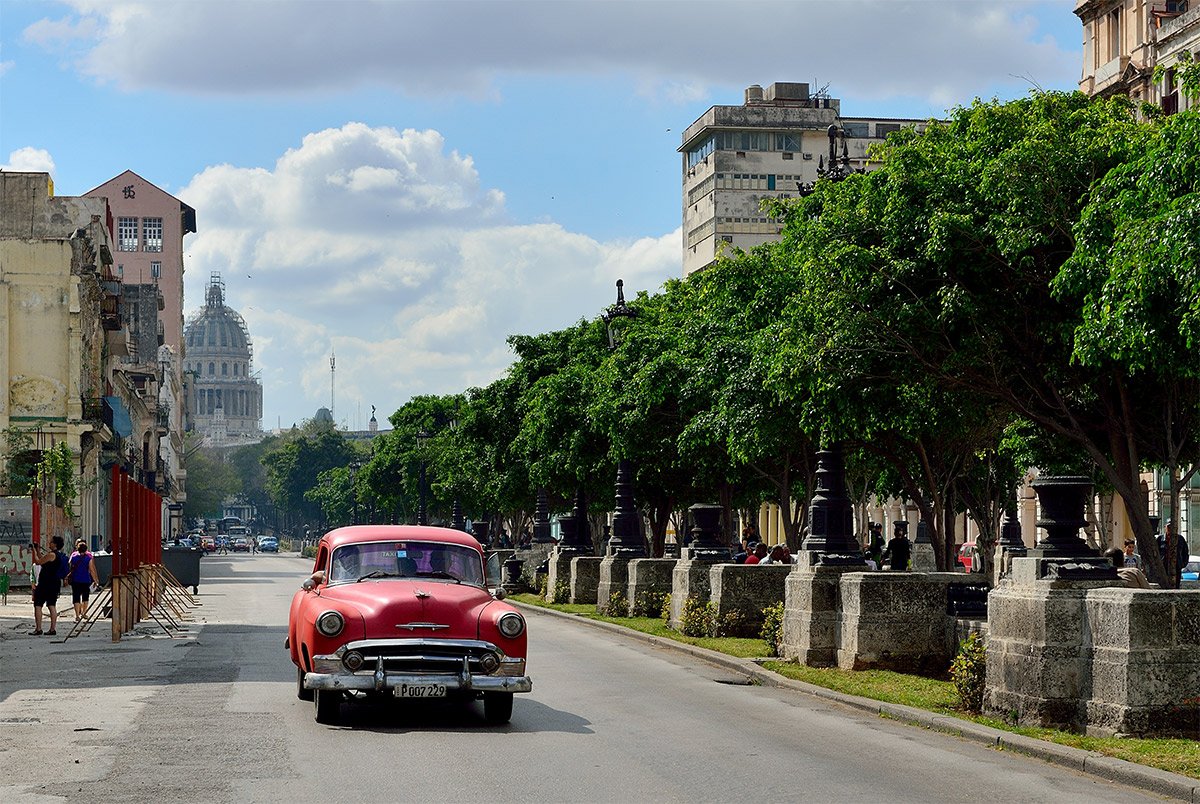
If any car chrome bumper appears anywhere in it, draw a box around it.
[305,655,532,694]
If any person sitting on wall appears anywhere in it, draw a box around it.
[744,542,768,565]
[1106,547,1150,589]
[1122,539,1142,569]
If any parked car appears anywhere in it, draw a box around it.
[232,537,250,553]
[1182,556,1200,583]
[259,538,279,553]
[287,525,532,726]
[200,535,216,553]
[957,541,976,572]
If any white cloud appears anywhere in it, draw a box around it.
[1,147,56,175]
[34,1,1077,107]
[179,123,680,429]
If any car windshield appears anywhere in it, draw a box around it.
[328,541,484,586]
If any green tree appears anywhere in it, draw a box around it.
[182,445,240,521]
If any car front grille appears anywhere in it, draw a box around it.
[340,638,500,675]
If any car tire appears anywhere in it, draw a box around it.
[483,692,513,724]
[314,688,340,724]
[296,665,314,701]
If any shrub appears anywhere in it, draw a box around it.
[634,590,667,618]
[660,593,672,621]
[606,591,629,617]
[679,596,712,637]
[760,602,785,657]
[552,580,570,604]
[713,608,756,638]
[950,632,987,713]
[536,574,549,599]
[301,545,317,559]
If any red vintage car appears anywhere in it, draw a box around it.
[287,525,531,725]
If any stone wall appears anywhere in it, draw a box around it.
[837,572,965,673]
[569,556,602,604]
[709,564,790,637]
[626,558,676,616]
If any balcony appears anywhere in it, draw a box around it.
[1093,55,1130,93]
[156,403,171,435]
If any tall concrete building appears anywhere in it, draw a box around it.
[184,274,263,445]
[679,82,929,275]
[1075,0,1199,113]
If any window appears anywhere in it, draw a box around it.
[843,122,869,138]
[776,133,802,151]
[233,363,239,377]
[142,218,163,252]
[687,137,715,168]
[875,123,902,138]
[1109,9,1121,62]
[208,362,215,376]
[117,217,138,251]
[222,362,228,376]
[151,261,161,279]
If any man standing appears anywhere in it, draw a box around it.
[882,524,911,572]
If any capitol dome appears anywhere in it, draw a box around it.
[184,273,263,444]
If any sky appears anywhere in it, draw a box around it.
[0,0,1084,432]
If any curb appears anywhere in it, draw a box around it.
[515,602,1199,803]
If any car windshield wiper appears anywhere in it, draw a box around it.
[417,571,462,584]
[356,570,401,582]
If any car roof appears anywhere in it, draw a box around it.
[321,525,483,554]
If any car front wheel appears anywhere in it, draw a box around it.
[314,689,341,724]
[483,692,513,724]
[296,665,313,701]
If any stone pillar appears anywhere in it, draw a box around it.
[596,555,632,614]
[911,520,937,571]
[781,563,857,666]
[547,512,590,602]
[569,556,602,604]
[984,474,1120,731]
[669,505,728,630]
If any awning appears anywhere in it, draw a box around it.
[103,396,133,438]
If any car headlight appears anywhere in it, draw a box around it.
[497,612,525,639]
[316,610,345,637]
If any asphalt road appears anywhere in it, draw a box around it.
[0,553,1169,803]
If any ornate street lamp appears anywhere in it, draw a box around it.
[601,280,646,558]
[800,443,866,566]
[415,429,430,526]
[349,459,361,524]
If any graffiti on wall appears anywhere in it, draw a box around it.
[0,498,34,588]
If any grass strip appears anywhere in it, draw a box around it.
[515,593,1200,779]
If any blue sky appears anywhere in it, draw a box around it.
[0,1,1084,431]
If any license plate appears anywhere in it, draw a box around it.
[394,683,447,698]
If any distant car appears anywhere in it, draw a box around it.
[259,539,278,553]
[232,537,250,552]
[200,535,216,553]
[957,541,976,572]
[288,525,531,726]
[1182,556,1200,583]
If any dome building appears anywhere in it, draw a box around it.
[184,274,263,444]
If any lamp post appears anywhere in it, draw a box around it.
[349,459,361,524]
[415,429,430,526]
[602,280,646,558]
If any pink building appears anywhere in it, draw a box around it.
[87,170,196,373]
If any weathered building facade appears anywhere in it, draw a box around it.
[679,82,929,275]
[1076,0,1199,113]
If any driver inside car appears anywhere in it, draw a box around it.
[330,546,361,582]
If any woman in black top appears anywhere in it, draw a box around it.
[30,535,66,635]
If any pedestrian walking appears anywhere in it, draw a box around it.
[29,536,67,635]
[67,539,101,622]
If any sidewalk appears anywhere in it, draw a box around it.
[515,602,1200,803]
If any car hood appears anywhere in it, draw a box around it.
[319,581,494,640]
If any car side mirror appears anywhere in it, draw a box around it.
[302,570,326,591]
[491,586,507,601]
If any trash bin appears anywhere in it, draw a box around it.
[163,547,202,594]
[93,553,112,586]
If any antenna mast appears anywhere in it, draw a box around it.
[330,351,336,418]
